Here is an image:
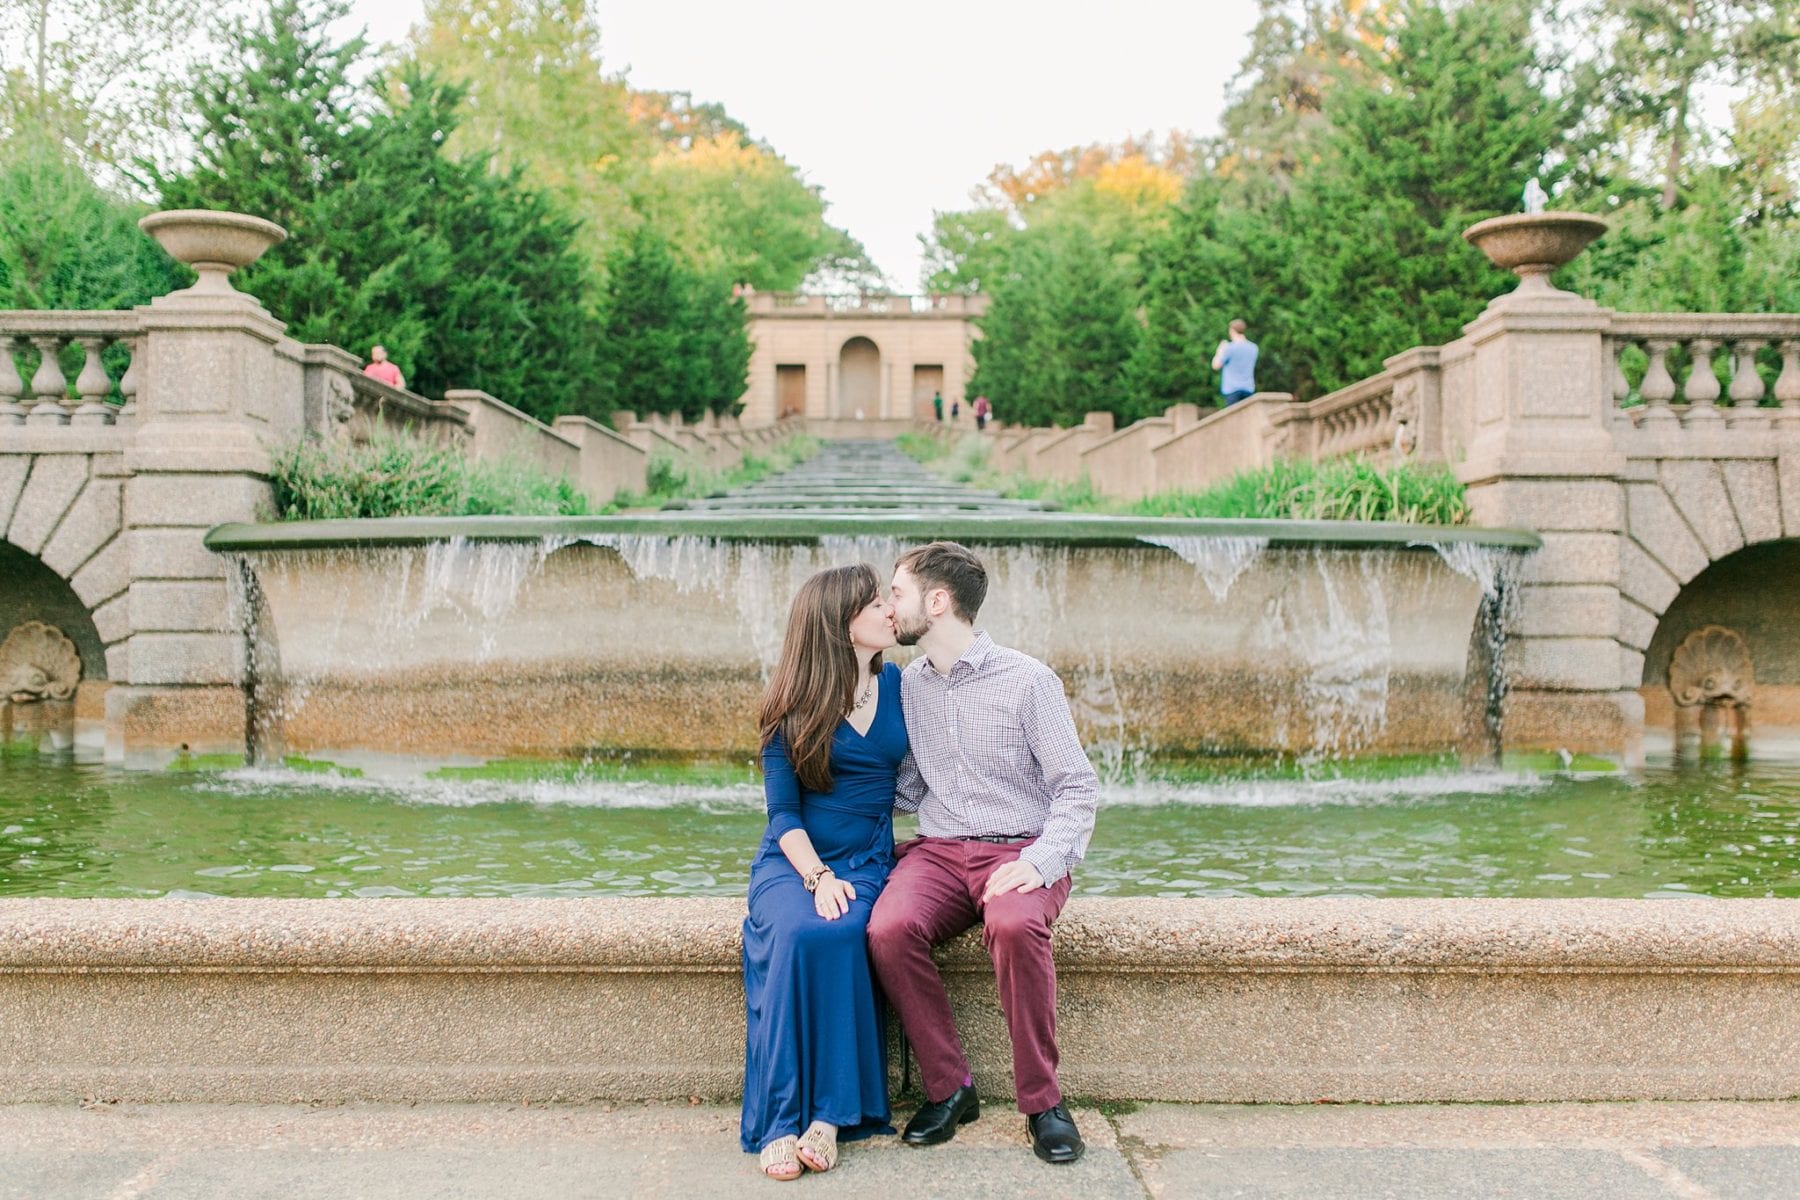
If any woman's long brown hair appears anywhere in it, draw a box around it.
[757,563,882,793]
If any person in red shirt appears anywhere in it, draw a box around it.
[362,345,405,390]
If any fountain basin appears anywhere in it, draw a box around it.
[204,516,1538,765]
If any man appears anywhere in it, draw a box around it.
[363,344,405,390]
[932,390,944,422]
[973,395,991,431]
[1211,318,1258,405]
[869,541,1098,1165]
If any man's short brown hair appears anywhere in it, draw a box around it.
[1229,318,1247,335]
[895,541,988,623]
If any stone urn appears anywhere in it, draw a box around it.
[138,209,288,298]
[1462,211,1607,300]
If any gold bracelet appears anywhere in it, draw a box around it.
[803,865,833,893]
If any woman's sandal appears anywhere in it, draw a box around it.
[796,1121,839,1173]
[759,1135,803,1181]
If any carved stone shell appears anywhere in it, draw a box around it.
[1668,624,1754,709]
[0,621,82,703]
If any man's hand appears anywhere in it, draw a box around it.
[813,875,857,920]
[981,858,1044,903]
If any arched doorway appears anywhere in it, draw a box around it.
[837,337,880,419]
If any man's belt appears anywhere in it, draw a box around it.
[956,834,1033,844]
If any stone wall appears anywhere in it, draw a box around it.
[7,896,1800,1104]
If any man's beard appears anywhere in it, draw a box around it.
[893,607,931,646]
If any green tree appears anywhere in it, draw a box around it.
[1577,0,1799,209]
[0,0,223,175]
[968,222,1142,427]
[589,223,748,421]
[408,0,650,271]
[647,131,869,292]
[0,130,184,309]
[156,0,604,412]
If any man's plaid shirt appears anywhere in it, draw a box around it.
[894,632,1098,886]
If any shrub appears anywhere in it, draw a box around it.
[1130,458,1469,524]
[271,427,594,520]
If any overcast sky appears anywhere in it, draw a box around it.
[345,1,1261,290]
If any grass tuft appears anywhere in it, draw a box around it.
[272,426,594,520]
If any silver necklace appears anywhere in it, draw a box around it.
[851,676,877,713]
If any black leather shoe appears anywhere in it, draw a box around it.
[1027,1103,1085,1164]
[901,1083,980,1145]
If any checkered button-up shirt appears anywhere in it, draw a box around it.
[895,632,1098,886]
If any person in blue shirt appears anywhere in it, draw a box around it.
[1211,318,1259,405]
[741,563,907,1180]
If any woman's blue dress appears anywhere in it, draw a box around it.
[740,661,906,1152]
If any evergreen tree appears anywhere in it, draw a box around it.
[968,222,1141,427]
[590,224,690,420]
[154,0,604,414]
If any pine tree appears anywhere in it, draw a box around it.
[153,0,605,415]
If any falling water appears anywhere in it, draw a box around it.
[228,530,1518,768]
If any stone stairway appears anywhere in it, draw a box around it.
[667,439,1051,513]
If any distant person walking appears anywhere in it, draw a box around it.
[950,399,960,422]
[974,395,991,431]
[1211,320,1258,406]
[363,345,405,390]
[932,391,944,422]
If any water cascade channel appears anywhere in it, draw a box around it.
[208,441,1538,772]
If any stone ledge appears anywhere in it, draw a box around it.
[6,896,1800,972]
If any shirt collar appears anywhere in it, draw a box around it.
[923,630,993,679]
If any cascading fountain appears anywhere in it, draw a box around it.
[209,509,1535,771]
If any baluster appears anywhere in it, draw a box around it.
[1681,337,1722,423]
[0,336,25,425]
[116,337,142,426]
[1724,338,1767,429]
[1638,339,1679,429]
[1609,337,1632,406]
[71,336,115,426]
[26,335,71,425]
[1775,340,1800,429]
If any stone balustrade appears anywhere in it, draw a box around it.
[0,312,145,429]
[746,292,990,319]
[1309,370,1401,459]
[1609,314,1800,428]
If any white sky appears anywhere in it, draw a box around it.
[346,1,1261,290]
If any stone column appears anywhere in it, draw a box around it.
[110,212,301,766]
[1453,270,1635,763]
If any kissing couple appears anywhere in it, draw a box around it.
[739,540,1099,1180]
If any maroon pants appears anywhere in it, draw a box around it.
[867,837,1072,1114]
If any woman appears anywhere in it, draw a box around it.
[741,563,906,1181]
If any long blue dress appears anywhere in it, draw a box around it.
[740,661,906,1152]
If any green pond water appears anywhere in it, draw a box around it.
[6,753,1800,900]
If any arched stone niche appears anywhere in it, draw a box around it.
[837,337,881,419]
[0,542,106,682]
[1641,539,1800,734]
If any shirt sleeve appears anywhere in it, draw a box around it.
[762,728,806,842]
[894,750,924,813]
[1014,667,1098,887]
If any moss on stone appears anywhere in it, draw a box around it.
[281,756,365,778]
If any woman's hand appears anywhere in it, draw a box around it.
[813,874,858,920]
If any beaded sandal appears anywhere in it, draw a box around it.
[796,1121,839,1172]
[759,1135,803,1181]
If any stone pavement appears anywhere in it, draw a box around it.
[6,1099,1800,1199]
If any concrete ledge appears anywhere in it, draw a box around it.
[7,898,1800,1105]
